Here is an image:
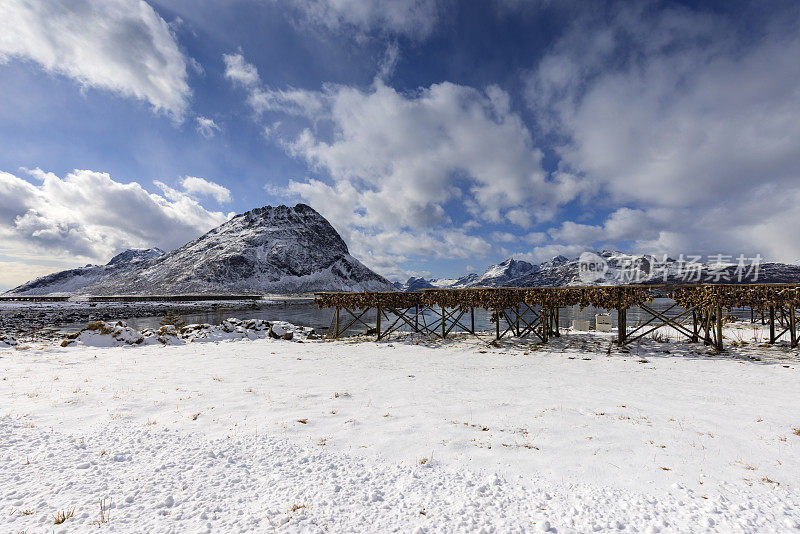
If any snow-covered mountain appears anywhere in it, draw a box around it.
[396,250,800,290]
[7,248,166,296]
[7,205,394,295]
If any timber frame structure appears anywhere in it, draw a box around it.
[315,284,800,350]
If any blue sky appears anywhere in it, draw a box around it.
[1,0,800,289]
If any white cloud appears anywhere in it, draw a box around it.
[0,0,192,120]
[377,41,400,81]
[222,52,260,88]
[526,4,800,262]
[0,168,229,270]
[225,50,595,273]
[179,175,231,203]
[490,231,517,243]
[266,81,576,228]
[281,0,441,40]
[195,116,221,138]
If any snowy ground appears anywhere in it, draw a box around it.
[1,323,799,532]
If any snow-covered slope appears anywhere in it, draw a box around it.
[7,248,166,296]
[7,205,394,295]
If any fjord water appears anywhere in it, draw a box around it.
[53,297,755,336]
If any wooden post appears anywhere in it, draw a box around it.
[542,308,549,342]
[495,310,500,340]
[515,305,520,337]
[376,306,382,340]
[791,306,797,348]
[691,310,698,342]
[335,307,340,339]
[715,304,723,351]
[554,307,560,337]
[470,307,475,334]
[769,305,775,343]
[617,307,627,345]
[414,305,419,332]
[441,306,446,339]
[703,309,712,345]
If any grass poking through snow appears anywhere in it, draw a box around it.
[53,508,75,525]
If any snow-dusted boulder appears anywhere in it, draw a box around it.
[61,321,144,347]
[145,325,183,345]
[0,333,17,348]
[59,318,315,348]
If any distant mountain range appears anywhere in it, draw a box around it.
[394,251,800,290]
[7,204,394,295]
[10,210,800,297]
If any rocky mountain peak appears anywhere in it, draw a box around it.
[8,204,392,295]
[107,248,165,266]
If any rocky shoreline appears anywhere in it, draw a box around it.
[0,299,283,343]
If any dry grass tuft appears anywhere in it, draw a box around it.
[53,509,75,525]
[418,451,434,466]
[793,427,800,437]
[297,418,308,424]
[192,412,201,421]
[290,504,306,513]
[649,331,670,343]
[100,497,111,524]
[762,476,780,485]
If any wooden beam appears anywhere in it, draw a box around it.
[769,305,776,343]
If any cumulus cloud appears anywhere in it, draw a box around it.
[0,168,229,267]
[195,116,221,138]
[280,0,441,40]
[227,52,590,269]
[179,176,231,203]
[525,3,800,262]
[0,0,191,120]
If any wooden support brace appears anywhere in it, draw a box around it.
[769,306,776,344]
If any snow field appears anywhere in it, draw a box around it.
[1,327,799,532]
